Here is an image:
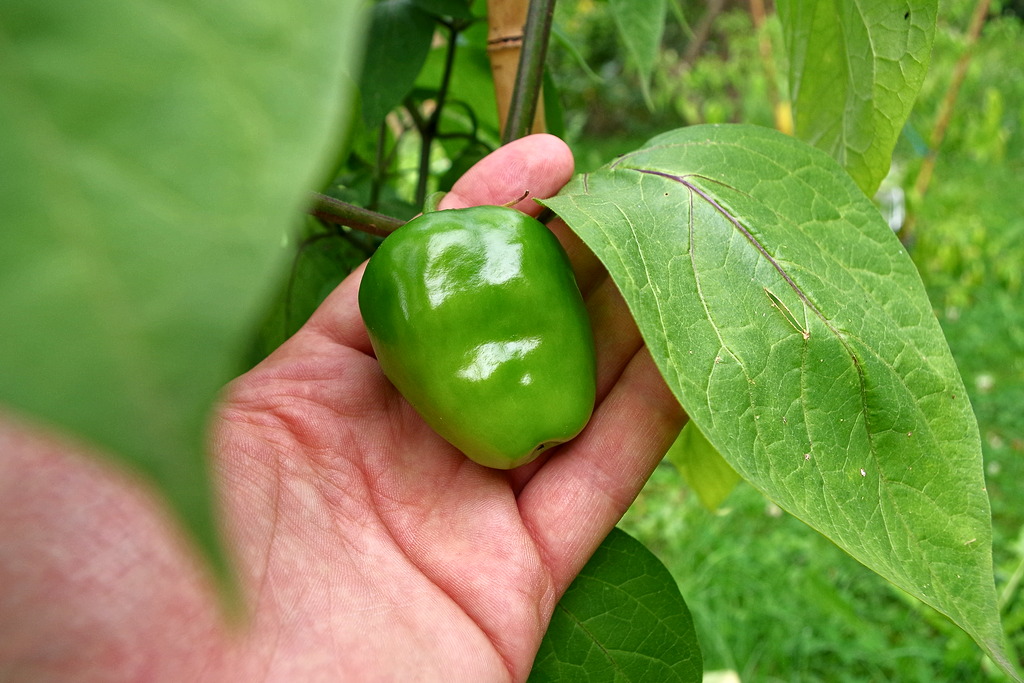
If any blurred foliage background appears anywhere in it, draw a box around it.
[602,1,1024,680]
[253,0,1023,678]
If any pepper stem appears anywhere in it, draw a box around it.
[501,190,531,208]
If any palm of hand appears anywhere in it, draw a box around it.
[0,135,683,683]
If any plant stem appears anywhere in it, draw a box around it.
[748,0,791,135]
[411,18,464,208]
[309,193,404,237]
[487,0,529,136]
[998,553,1024,611]
[369,119,388,211]
[903,0,990,243]
[411,103,434,209]
[683,0,726,66]
[501,0,556,144]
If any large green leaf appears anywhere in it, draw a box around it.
[530,528,702,682]
[0,0,364,590]
[777,0,937,196]
[541,124,1016,678]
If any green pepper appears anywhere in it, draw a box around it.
[358,205,597,469]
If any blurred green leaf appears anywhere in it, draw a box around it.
[359,0,437,127]
[543,68,566,140]
[777,0,938,195]
[530,528,702,682]
[416,21,500,139]
[609,0,667,108]
[550,23,602,82]
[667,422,740,511]
[246,219,378,368]
[0,0,364,595]
[412,0,475,19]
[542,123,1015,678]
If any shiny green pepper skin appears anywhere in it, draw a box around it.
[358,205,597,469]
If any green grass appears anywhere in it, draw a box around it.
[620,460,1018,681]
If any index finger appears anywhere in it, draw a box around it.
[439,133,574,215]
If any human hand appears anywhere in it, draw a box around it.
[0,134,685,682]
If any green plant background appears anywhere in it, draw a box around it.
[602,1,1024,679]
[2,0,1021,678]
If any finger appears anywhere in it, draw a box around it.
[587,278,646,402]
[502,275,645,492]
[545,217,605,297]
[440,133,574,214]
[306,261,373,354]
[516,347,687,592]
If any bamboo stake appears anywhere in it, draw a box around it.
[486,0,547,140]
